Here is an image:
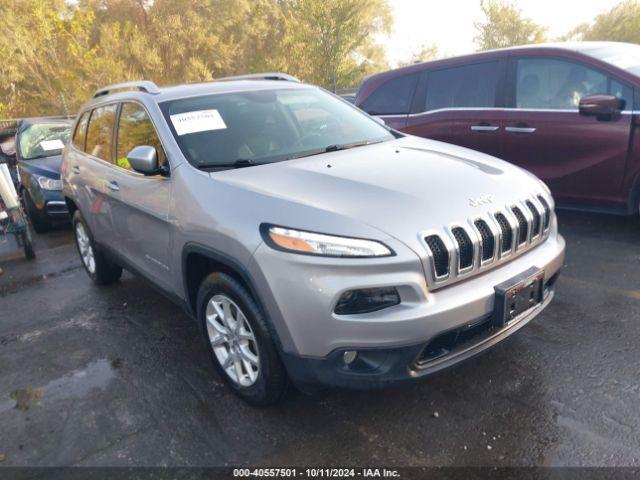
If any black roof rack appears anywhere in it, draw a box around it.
[94,80,161,98]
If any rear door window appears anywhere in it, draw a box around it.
[424,61,501,111]
[73,112,90,151]
[515,58,633,110]
[360,73,419,115]
[116,102,166,171]
[85,104,117,162]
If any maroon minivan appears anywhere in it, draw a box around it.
[355,42,640,215]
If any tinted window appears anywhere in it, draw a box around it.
[73,112,89,151]
[116,102,166,171]
[424,62,500,111]
[515,58,631,110]
[360,73,419,115]
[85,105,117,162]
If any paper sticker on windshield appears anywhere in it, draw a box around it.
[40,139,64,151]
[170,110,227,136]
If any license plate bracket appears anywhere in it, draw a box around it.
[493,267,544,327]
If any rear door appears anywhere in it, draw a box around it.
[110,101,173,291]
[502,55,634,208]
[358,72,420,130]
[403,59,508,160]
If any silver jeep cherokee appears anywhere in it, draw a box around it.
[62,75,565,405]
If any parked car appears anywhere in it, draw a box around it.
[62,76,565,405]
[356,42,640,216]
[16,117,73,232]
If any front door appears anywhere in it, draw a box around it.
[111,102,173,291]
[501,56,634,208]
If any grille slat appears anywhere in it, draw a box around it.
[474,219,494,262]
[537,195,551,230]
[451,227,473,270]
[425,235,449,278]
[511,206,528,245]
[526,200,542,237]
[494,213,513,254]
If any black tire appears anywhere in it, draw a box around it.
[22,230,35,260]
[23,191,50,234]
[196,272,288,406]
[72,210,122,285]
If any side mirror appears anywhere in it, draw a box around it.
[127,146,158,175]
[579,94,623,119]
[372,116,387,126]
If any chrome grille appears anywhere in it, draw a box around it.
[425,235,449,278]
[422,195,553,286]
[537,195,551,230]
[511,206,528,245]
[474,219,494,262]
[494,213,512,254]
[526,200,541,237]
[451,227,473,270]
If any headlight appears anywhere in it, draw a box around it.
[264,225,393,257]
[36,175,62,191]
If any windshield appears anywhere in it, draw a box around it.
[18,123,71,160]
[582,44,640,76]
[160,87,394,168]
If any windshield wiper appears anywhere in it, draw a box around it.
[287,140,382,160]
[198,159,256,170]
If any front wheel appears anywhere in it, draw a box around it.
[197,273,288,406]
[21,228,35,260]
[23,191,50,234]
[73,210,122,285]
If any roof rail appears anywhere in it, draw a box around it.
[93,80,161,98]
[215,72,300,83]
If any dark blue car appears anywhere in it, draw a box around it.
[16,117,73,232]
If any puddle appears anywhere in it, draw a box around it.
[0,358,117,414]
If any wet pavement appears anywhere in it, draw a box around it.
[0,211,639,467]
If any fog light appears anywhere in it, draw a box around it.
[343,350,358,365]
[334,287,400,315]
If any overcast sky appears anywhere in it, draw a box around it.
[385,0,622,66]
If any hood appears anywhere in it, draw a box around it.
[212,136,546,247]
[19,155,62,178]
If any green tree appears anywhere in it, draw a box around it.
[567,0,640,43]
[282,0,392,90]
[474,0,547,51]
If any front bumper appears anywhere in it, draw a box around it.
[282,283,557,391]
[249,225,565,389]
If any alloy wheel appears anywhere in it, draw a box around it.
[75,222,96,274]
[205,294,260,387]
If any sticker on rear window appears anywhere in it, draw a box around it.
[40,139,64,151]
[170,109,227,136]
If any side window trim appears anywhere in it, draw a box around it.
[508,55,634,111]
[72,111,90,152]
[113,100,169,177]
[84,102,118,165]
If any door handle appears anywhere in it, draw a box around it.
[72,166,80,174]
[506,126,536,133]
[107,181,120,192]
[470,125,500,132]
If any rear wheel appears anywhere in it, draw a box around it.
[197,273,287,406]
[73,210,122,285]
[23,191,50,234]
